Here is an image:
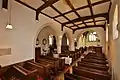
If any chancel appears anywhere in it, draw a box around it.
[0,0,120,80]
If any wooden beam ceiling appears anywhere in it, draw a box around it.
[15,0,36,11]
[41,0,79,29]
[15,0,111,32]
[74,25,105,30]
[68,19,106,27]
[15,0,63,25]
[65,0,87,27]
[53,0,110,18]
[37,0,59,12]
[87,0,96,26]
[63,13,108,25]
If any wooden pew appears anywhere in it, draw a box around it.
[82,58,108,65]
[0,65,15,80]
[37,58,59,74]
[73,66,111,80]
[27,61,50,79]
[42,56,65,70]
[85,55,107,61]
[78,62,109,71]
[1,66,24,80]
[13,63,38,80]
[87,53,106,58]
[65,73,93,80]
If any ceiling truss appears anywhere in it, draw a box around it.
[15,0,111,32]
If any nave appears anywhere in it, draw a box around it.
[1,0,120,79]
[0,47,111,80]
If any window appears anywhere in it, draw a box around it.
[67,38,69,45]
[88,32,97,42]
[49,34,53,45]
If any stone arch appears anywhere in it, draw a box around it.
[33,23,59,56]
[34,23,58,47]
[76,29,100,42]
[76,28,103,49]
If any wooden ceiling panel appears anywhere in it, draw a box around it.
[96,21,105,25]
[20,0,44,9]
[15,0,111,31]
[69,0,88,8]
[55,16,68,23]
[66,23,74,26]
[78,24,86,27]
[90,0,102,3]
[53,0,71,13]
[71,26,78,29]
[93,1,110,14]
[77,8,91,17]
[86,22,94,25]
[84,19,93,22]
[95,17,106,21]
[41,7,59,17]
[65,12,78,20]
[74,21,82,25]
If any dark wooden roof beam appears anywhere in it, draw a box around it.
[15,0,36,11]
[63,13,108,24]
[41,0,76,29]
[53,0,110,18]
[108,2,112,13]
[75,25,105,31]
[87,0,96,25]
[67,19,106,27]
[65,0,87,27]
[37,0,59,12]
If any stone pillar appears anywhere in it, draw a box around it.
[114,1,120,79]
[69,34,75,51]
[57,36,62,54]
[101,30,106,53]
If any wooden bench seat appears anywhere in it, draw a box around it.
[27,61,50,79]
[42,56,65,70]
[87,53,106,58]
[78,62,109,71]
[73,66,111,80]
[82,58,108,65]
[65,73,93,80]
[85,55,107,61]
[1,66,24,80]
[13,64,38,80]
[38,58,59,74]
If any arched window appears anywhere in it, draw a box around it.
[88,32,97,42]
[67,38,69,45]
[49,34,53,45]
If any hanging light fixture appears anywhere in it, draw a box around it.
[6,0,13,30]
[36,38,39,45]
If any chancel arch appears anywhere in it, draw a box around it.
[75,28,106,52]
[77,30,100,47]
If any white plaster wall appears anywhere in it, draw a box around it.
[0,0,73,66]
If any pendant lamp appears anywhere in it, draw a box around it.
[6,0,13,30]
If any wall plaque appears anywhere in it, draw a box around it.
[0,48,11,56]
